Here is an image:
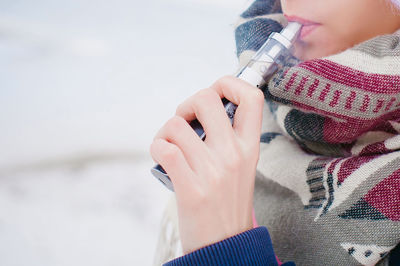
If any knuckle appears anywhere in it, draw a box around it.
[195,88,218,105]
[166,115,186,132]
[213,75,235,91]
[253,89,265,102]
[196,88,212,98]
[161,144,180,161]
[175,102,185,115]
[217,75,234,85]
[246,88,264,104]
[240,90,263,109]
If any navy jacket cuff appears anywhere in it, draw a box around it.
[163,226,292,266]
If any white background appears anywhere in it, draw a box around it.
[0,0,248,265]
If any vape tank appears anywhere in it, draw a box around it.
[152,22,302,192]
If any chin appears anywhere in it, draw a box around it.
[292,27,341,60]
[293,38,340,61]
[295,48,335,61]
[293,42,317,61]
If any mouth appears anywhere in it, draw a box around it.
[284,14,321,40]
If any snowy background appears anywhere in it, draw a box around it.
[0,0,248,265]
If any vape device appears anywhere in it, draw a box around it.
[152,22,302,192]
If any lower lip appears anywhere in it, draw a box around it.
[300,24,320,39]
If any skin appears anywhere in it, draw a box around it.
[150,0,400,255]
[151,76,263,254]
[281,0,400,60]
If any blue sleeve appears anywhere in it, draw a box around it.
[163,226,295,266]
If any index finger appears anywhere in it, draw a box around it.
[210,76,265,143]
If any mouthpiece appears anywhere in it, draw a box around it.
[281,22,302,43]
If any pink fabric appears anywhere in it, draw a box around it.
[299,59,400,94]
[365,168,400,221]
[336,155,377,183]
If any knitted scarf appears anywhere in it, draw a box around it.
[236,0,400,265]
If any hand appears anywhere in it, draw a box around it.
[150,76,264,254]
